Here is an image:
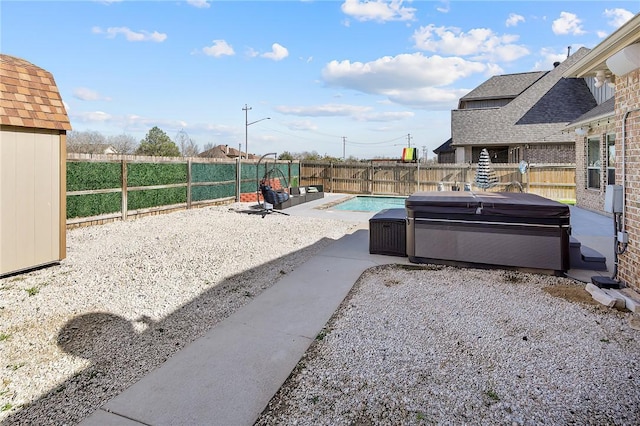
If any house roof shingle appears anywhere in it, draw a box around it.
[460,71,546,102]
[567,96,615,127]
[0,54,71,131]
[516,77,597,124]
[451,47,594,147]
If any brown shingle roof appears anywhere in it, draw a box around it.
[0,54,71,131]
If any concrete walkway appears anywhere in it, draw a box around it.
[80,195,614,426]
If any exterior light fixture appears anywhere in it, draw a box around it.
[594,70,607,88]
[606,43,640,76]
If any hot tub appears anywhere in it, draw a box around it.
[405,192,570,273]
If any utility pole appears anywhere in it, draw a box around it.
[422,145,427,163]
[342,136,347,160]
[407,133,412,148]
[243,104,252,159]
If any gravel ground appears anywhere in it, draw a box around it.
[256,265,640,426]
[0,204,357,425]
[2,203,639,425]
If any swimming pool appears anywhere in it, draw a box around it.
[332,195,407,212]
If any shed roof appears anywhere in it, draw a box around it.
[0,54,71,131]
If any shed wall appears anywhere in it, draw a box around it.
[1,127,63,275]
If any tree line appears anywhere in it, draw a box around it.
[67,127,200,157]
[67,127,418,162]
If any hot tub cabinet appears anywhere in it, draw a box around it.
[406,192,570,274]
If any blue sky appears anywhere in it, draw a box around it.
[2,1,637,159]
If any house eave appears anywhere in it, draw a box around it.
[563,14,640,78]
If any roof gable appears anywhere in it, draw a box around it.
[451,48,594,146]
[0,54,71,131]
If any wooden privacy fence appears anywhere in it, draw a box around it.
[300,161,576,201]
[66,153,299,227]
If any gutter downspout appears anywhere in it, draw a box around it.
[621,108,640,236]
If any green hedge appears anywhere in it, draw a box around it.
[67,192,121,219]
[67,162,121,191]
[128,187,187,210]
[192,163,236,183]
[127,163,187,187]
[192,183,236,201]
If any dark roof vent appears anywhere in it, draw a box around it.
[553,61,560,68]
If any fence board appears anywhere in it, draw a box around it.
[301,161,575,201]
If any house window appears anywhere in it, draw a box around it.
[607,134,615,185]
[471,146,509,163]
[587,137,601,189]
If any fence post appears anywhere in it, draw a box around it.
[236,158,241,202]
[370,162,374,194]
[330,162,334,193]
[121,158,128,221]
[187,158,192,209]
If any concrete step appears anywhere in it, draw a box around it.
[569,237,607,271]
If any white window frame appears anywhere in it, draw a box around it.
[586,137,601,190]
[606,133,615,185]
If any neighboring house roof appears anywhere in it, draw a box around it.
[459,71,546,103]
[199,146,230,159]
[433,138,453,154]
[198,144,253,159]
[451,47,595,147]
[0,54,71,131]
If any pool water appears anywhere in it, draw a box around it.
[332,196,407,212]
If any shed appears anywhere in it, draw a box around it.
[1,54,71,276]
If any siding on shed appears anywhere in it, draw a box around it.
[1,127,63,274]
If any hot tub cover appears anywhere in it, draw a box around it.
[406,191,569,221]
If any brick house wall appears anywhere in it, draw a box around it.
[526,143,575,163]
[615,68,640,290]
[574,125,616,213]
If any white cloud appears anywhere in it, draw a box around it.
[552,12,585,35]
[532,48,569,71]
[72,111,113,123]
[73,87,111,101]
[92,26,167,42]
[187,0,210,8]
[285,120,318,131]
[341,0,416,22]
[321,53,485,109]
[381,86,468,109]
[596,30,609,39]
[506,13,525,27]
[261,43,289,61]
[202,40,235,57]
[412,25,529,62]
[435,0,450,13]
[323,53,486,89]
[276,104,415,122]
[603,8,634,29]
[276,104,371,117]
[356,111,414,122]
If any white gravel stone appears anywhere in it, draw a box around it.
[256,265,640,426]
[0,204,357,425]
[3,204,639,425]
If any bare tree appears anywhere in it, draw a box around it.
[175,129,200,157]
[202,142,215,152]
[107,134,138,154]
[66,130,106,153]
